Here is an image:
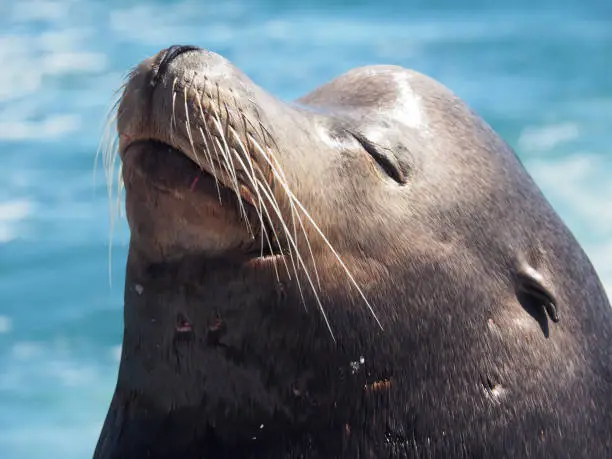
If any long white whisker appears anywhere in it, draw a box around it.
[226,127,293,281]
[196,98,222,204]
[249,135,383,330]
[240,117,320,285]
[95,97,120,190]
[170,77,178,143]
[184,89,203,169]
[257,181,334,339]
[210,87,246,217]
[255,176,307,299]
[230,145,284,281]
[209,112,253,237]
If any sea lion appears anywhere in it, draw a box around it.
[93,45,612,459]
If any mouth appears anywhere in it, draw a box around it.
[120,135,260,206]
[121,138,223,197]
[120,138,284,261]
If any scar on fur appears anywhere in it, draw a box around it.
[190,174,200,191]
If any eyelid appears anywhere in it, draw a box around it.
[348,131,406,185]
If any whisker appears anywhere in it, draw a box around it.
[196,97,222,204]
[230,145,284,281]
[170,77,178,143]
[249,134,383,331]
[183,89,203,170]
[257,181,334,339]
[209,112,253,237]
[95,96,121,189]
[242,128,321,287]
[227,127,292,281]
[207,88,247,215]
[230,118,265,256]
[241,135,304,282]
[98,76,130,287]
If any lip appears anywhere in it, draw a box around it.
[121,138,286,261]
[121,138,221,198]
[121,136,260,207]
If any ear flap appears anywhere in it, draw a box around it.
[516,263,560,324]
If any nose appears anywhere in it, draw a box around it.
[151,45,200,86]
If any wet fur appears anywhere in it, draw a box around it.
[94,48,612,458]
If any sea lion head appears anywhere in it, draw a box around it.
[117,46,419,271]
[116,44,557,336]
[95,45,612,458]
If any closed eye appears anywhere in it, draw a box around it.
[349,131,406,185]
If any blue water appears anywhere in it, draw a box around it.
[0,1,610,457]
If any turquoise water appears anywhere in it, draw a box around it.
[0,1,610,457]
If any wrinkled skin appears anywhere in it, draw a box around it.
[93,46,612,459]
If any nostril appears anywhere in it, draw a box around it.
[161,45,200,68]
[151,44,200,86]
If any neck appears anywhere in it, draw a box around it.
[94,245,499,459]
[95,245,385,458]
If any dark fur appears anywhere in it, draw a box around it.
[94,47,612,459]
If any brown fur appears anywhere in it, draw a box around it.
[94,46,612,459]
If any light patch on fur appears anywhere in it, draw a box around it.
[316,122,343,148]
[521,264,544,284]
[391,73,424,129]
[487,318,503,337]
[514,314,539,332]
[486,383,508,403]
[365,378,392,392]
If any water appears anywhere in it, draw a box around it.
[0,1,610,457]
